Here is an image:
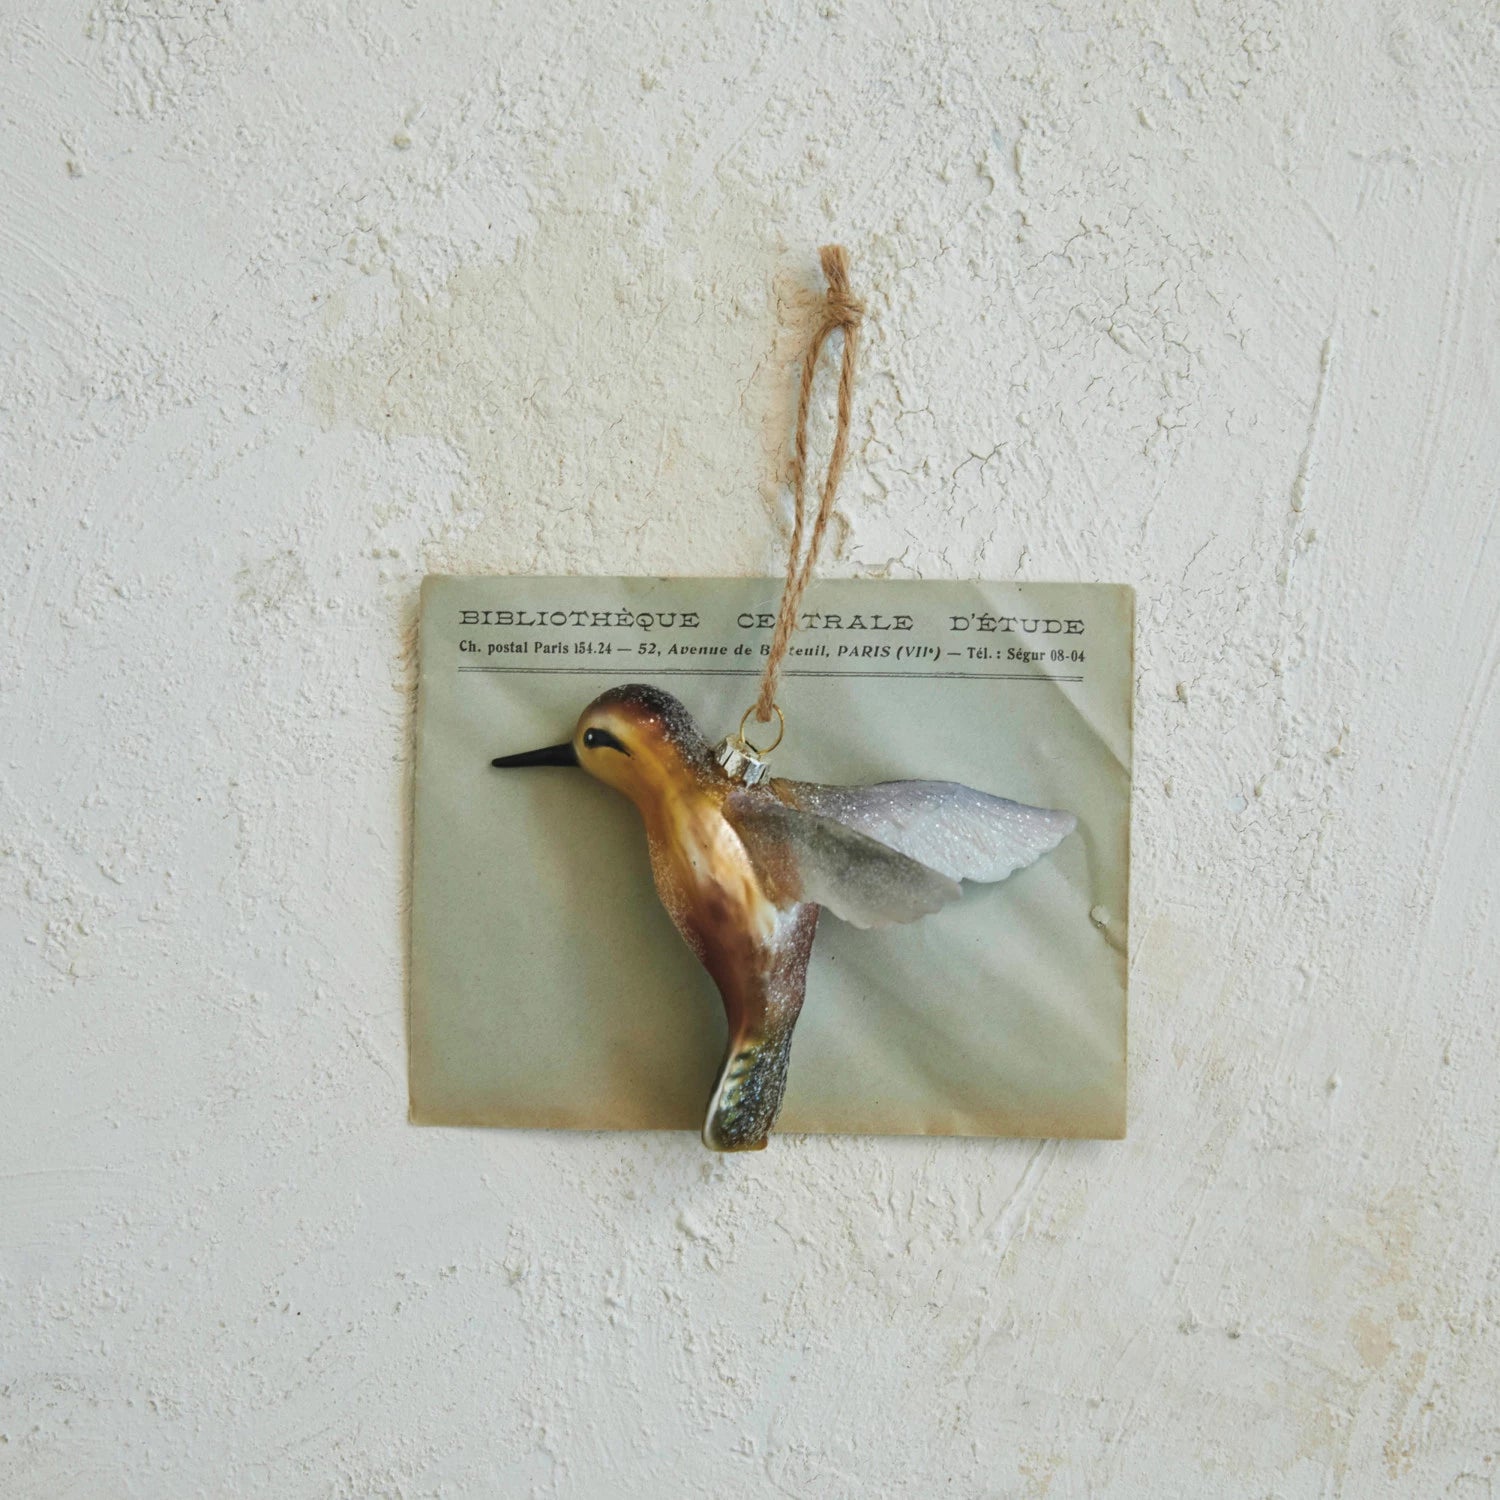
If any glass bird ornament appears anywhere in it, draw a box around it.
[492,684,1075,1153]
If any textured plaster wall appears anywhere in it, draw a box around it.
[3,2,1498,1495]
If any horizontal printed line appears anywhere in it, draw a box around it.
[455,665,1083,683]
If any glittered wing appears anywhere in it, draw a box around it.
[770,779,1076,885]
[723,788,961,930]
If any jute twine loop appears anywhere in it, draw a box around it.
[751,244,864,728]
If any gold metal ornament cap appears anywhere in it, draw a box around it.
[715,737,770,787]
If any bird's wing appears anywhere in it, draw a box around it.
[769,778,1076,884]
[723,787,961,930]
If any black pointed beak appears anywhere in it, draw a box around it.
[490,741,579,769]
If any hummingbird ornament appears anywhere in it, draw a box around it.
[492,686,1076,1151]
[489,246,1075,1151]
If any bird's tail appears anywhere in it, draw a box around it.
[701,905,819,1152]
[703,1024,797,1152]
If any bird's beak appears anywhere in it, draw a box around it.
[490,741,579,769]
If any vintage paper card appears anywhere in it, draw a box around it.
[410,576,1131,1139]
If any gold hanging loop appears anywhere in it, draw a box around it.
[736,702,785,757]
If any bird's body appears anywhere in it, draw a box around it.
[492,684,1076,1152]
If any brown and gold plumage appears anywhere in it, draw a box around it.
[492,684,1075,1152]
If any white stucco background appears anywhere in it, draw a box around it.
[3,3,1497,1495]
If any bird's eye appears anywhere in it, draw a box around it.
[583,727,629,754]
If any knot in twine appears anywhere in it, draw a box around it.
[751,244,864,727]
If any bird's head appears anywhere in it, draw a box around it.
[491,683,716,806]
